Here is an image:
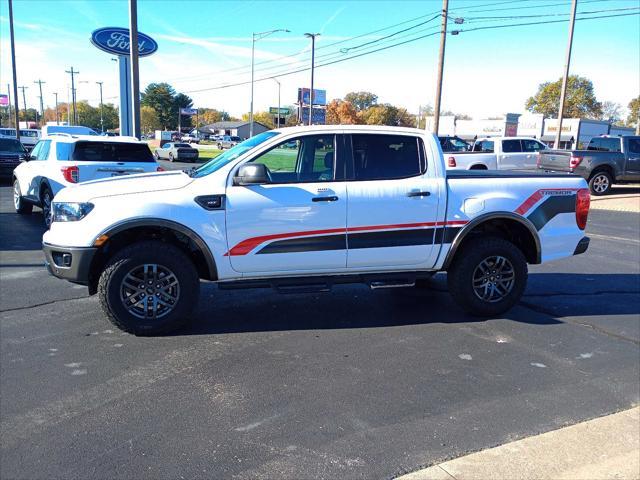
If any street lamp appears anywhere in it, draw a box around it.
[250,28,290,137]
[271,77,281,128]
[304,33,320,126]
[96,81,104,133]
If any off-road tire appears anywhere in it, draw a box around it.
[588,170,612,196]
[97,241,200,335]
[447,236,527,317]
[13,179,33,214]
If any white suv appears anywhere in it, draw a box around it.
[12,134,161,227]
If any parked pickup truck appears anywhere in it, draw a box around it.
[538,135,640,195]
[447,136,548,171]
[42,125,590,335]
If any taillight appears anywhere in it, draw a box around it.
[575,188,590,230]
[61,166,79,183]
[569,155,583,170]
[448,156,457,167]
[156,166,165,172]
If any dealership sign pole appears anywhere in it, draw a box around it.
[90,26,158,137]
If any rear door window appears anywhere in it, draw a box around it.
[473,140,494,153]
[601,138,622,152]
[522,139,545,152]
[351,134,424,181]
[501,139,522,153]
[71,141,155,162]
[628,139,640,154]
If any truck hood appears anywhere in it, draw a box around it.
[54,170,194,202]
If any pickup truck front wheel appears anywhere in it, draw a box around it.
[97,241,199,335]
[447,237,527,317]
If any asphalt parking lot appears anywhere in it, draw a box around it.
[1,174,639,479]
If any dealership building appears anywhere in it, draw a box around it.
[431,113,634,149]
[198,121,270,139]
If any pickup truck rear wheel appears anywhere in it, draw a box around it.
[588,171,612,196]
[447,237,527,317]
[97,241,199,335]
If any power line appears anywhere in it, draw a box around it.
[180,10,639,95]
[456,5,639,23]
[166,0,558,84]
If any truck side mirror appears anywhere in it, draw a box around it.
[234,163,270,186]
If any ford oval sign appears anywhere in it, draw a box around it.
[91,27,158,57]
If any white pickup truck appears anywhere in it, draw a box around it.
[42,125,590,335]
[447,136,548,171]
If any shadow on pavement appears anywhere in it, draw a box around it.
[0,213,47,251]
[167,272,640,337]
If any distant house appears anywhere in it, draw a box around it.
[198,121,270,139]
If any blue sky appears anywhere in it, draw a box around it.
[1,0,638,119]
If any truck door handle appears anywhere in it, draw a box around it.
[312,196,339,202]
[407,191,431,197]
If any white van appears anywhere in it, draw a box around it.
[0,127,41,151]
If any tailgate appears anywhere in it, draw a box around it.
[76,161,158,182]
[538,150,572,172]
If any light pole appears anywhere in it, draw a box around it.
[250,28,290,137]
[34,79,45,127]
[18,85,27,123]
[304,33,320,126]
[8,0,20,140]
[96,81,104,133]
[66,67,79,125]
[271,77,281,127]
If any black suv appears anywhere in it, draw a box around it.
[0,137,28,178]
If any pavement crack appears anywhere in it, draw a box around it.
[0,295,89,314]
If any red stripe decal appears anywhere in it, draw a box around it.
[515,188,579,215]
[226,220,468,256]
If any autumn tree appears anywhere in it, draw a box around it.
[525,75,603,119]
[358,104,415,127]
[627,96,639,129]
[326,99,360,124]
[141,105,160,133]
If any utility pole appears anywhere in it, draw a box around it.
[96,81,104,133]
[65,67,78,125]
[433,0,449,135]
[129,0,141,139]
[53,92,59,124]
[8,0,20,139]
[34,79,46,126]
[555,0,578,149]
[18,86,28,124]
[304,33,320,126]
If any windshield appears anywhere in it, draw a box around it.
[0,138,27,153]
[192,131,279,178]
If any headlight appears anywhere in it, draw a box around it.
[52,202,94,222]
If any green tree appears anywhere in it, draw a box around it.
[174,92,194,131]
[141,83,177,129]
[525,75,603,119]
[344,91,378,112]
[627,96,639,129]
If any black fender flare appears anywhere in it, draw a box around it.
[96,218,218,280]
[442,211,542,269]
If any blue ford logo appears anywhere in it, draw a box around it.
[91,27,158,57]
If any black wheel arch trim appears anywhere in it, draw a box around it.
[95,218,218,280]
[442,211,542,269]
